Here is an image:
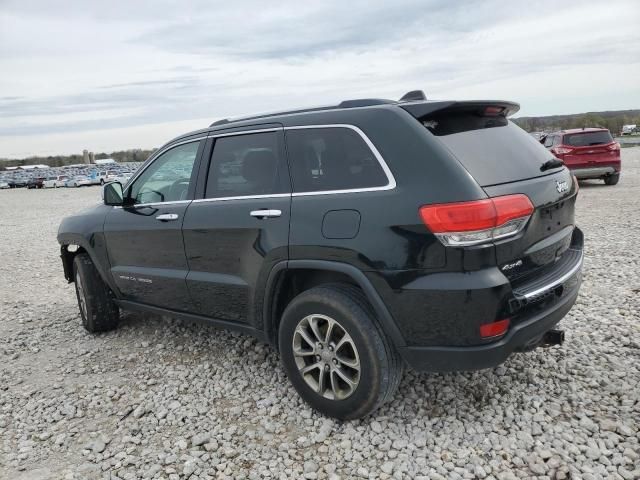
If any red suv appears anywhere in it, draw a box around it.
[542,128,621,185]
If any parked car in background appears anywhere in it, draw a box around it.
[27,177,45,189]
[12,176,28,188]
[65,175,93,188]
[542,128,621,185]
[0,180,9,189]
[101,170,120,184]
[621,124,637,135]
[43,175,70,188]
[114,172,132,185]
[529,131,545,141]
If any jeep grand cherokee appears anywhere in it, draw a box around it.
[58,91,583,419]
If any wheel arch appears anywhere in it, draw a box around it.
[58,234,117,294]
[263,260,406,350]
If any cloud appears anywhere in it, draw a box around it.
[0,0,639,157]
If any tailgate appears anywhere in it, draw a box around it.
[564,144,618,166]
[484,169,577,284]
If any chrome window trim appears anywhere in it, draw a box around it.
[113,200,192,210]
[192,193,291,204]
[121,123,397,206]
[284,124,396,196]
[207,127,281,139]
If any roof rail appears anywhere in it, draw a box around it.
[208,94,406,128]
[338,98,396,108]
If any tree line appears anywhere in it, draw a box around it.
[513,109,640,135]
[0,148,156,169]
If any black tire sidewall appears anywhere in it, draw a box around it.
[279,287,391,420]
[605,174,619,185]
[72,254,118,332]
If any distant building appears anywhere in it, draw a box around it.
[94,158,116,165]
[89,152,95,163]
[19,164,50,170]
[83,149,89,164]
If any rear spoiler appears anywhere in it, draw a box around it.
[400,100,520,119]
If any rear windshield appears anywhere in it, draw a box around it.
[424,113,554,187]
[563,131,613,147]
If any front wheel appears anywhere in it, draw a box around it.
[604,173,620,185]
[73,253,119,332]
[278,284,403,420]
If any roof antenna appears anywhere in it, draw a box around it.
[399,90,427,102]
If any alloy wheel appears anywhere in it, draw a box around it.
[292,314,361,400]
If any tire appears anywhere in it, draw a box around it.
[604,173,619,185]
[73,253,119,332]
[278,284,403,420]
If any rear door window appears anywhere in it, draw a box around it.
[563,131,613,147]
[424,115,555,187]
[285,127,389,193]
[205,131,288,198]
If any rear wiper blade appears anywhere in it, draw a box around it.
[540,158,564,172]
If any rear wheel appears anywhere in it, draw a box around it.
[604,173,619,185]
[73,253,119,332]
[278,284,403,419]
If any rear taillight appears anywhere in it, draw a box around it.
[607,142,620,151]
[552,146,573,155]
[480,318,510,338]
[419,194,534,246]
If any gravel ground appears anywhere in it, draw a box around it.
[1,150,639,480]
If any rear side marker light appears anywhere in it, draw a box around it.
[480,319,510,338]
[419,194,534,246]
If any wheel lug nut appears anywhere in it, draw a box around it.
[324,364,329,371]
[316,355,321,361]
[333,359,338,365]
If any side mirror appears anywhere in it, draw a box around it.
[103,182,124,206]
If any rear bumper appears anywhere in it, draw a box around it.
[398,282,580,372]
[572,166,619,179]
[393,229,584,372]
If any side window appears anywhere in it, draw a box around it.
[128,141,200,205]
[285,127,389,193]
[205,132,284,198]
[544,135,554,147]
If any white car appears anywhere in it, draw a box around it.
[114,172,133,185]
[0,181,9,189]
[99,170,120,184]
[43,175,70,188]
[65,175,93,187]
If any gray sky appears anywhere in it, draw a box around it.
[1,0,639,158]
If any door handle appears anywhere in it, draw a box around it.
[155,213,179,221]
[250,209,282,219]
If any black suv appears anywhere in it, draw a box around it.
[58,91,583,419]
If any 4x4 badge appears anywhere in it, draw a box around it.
[556,180,569,193]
